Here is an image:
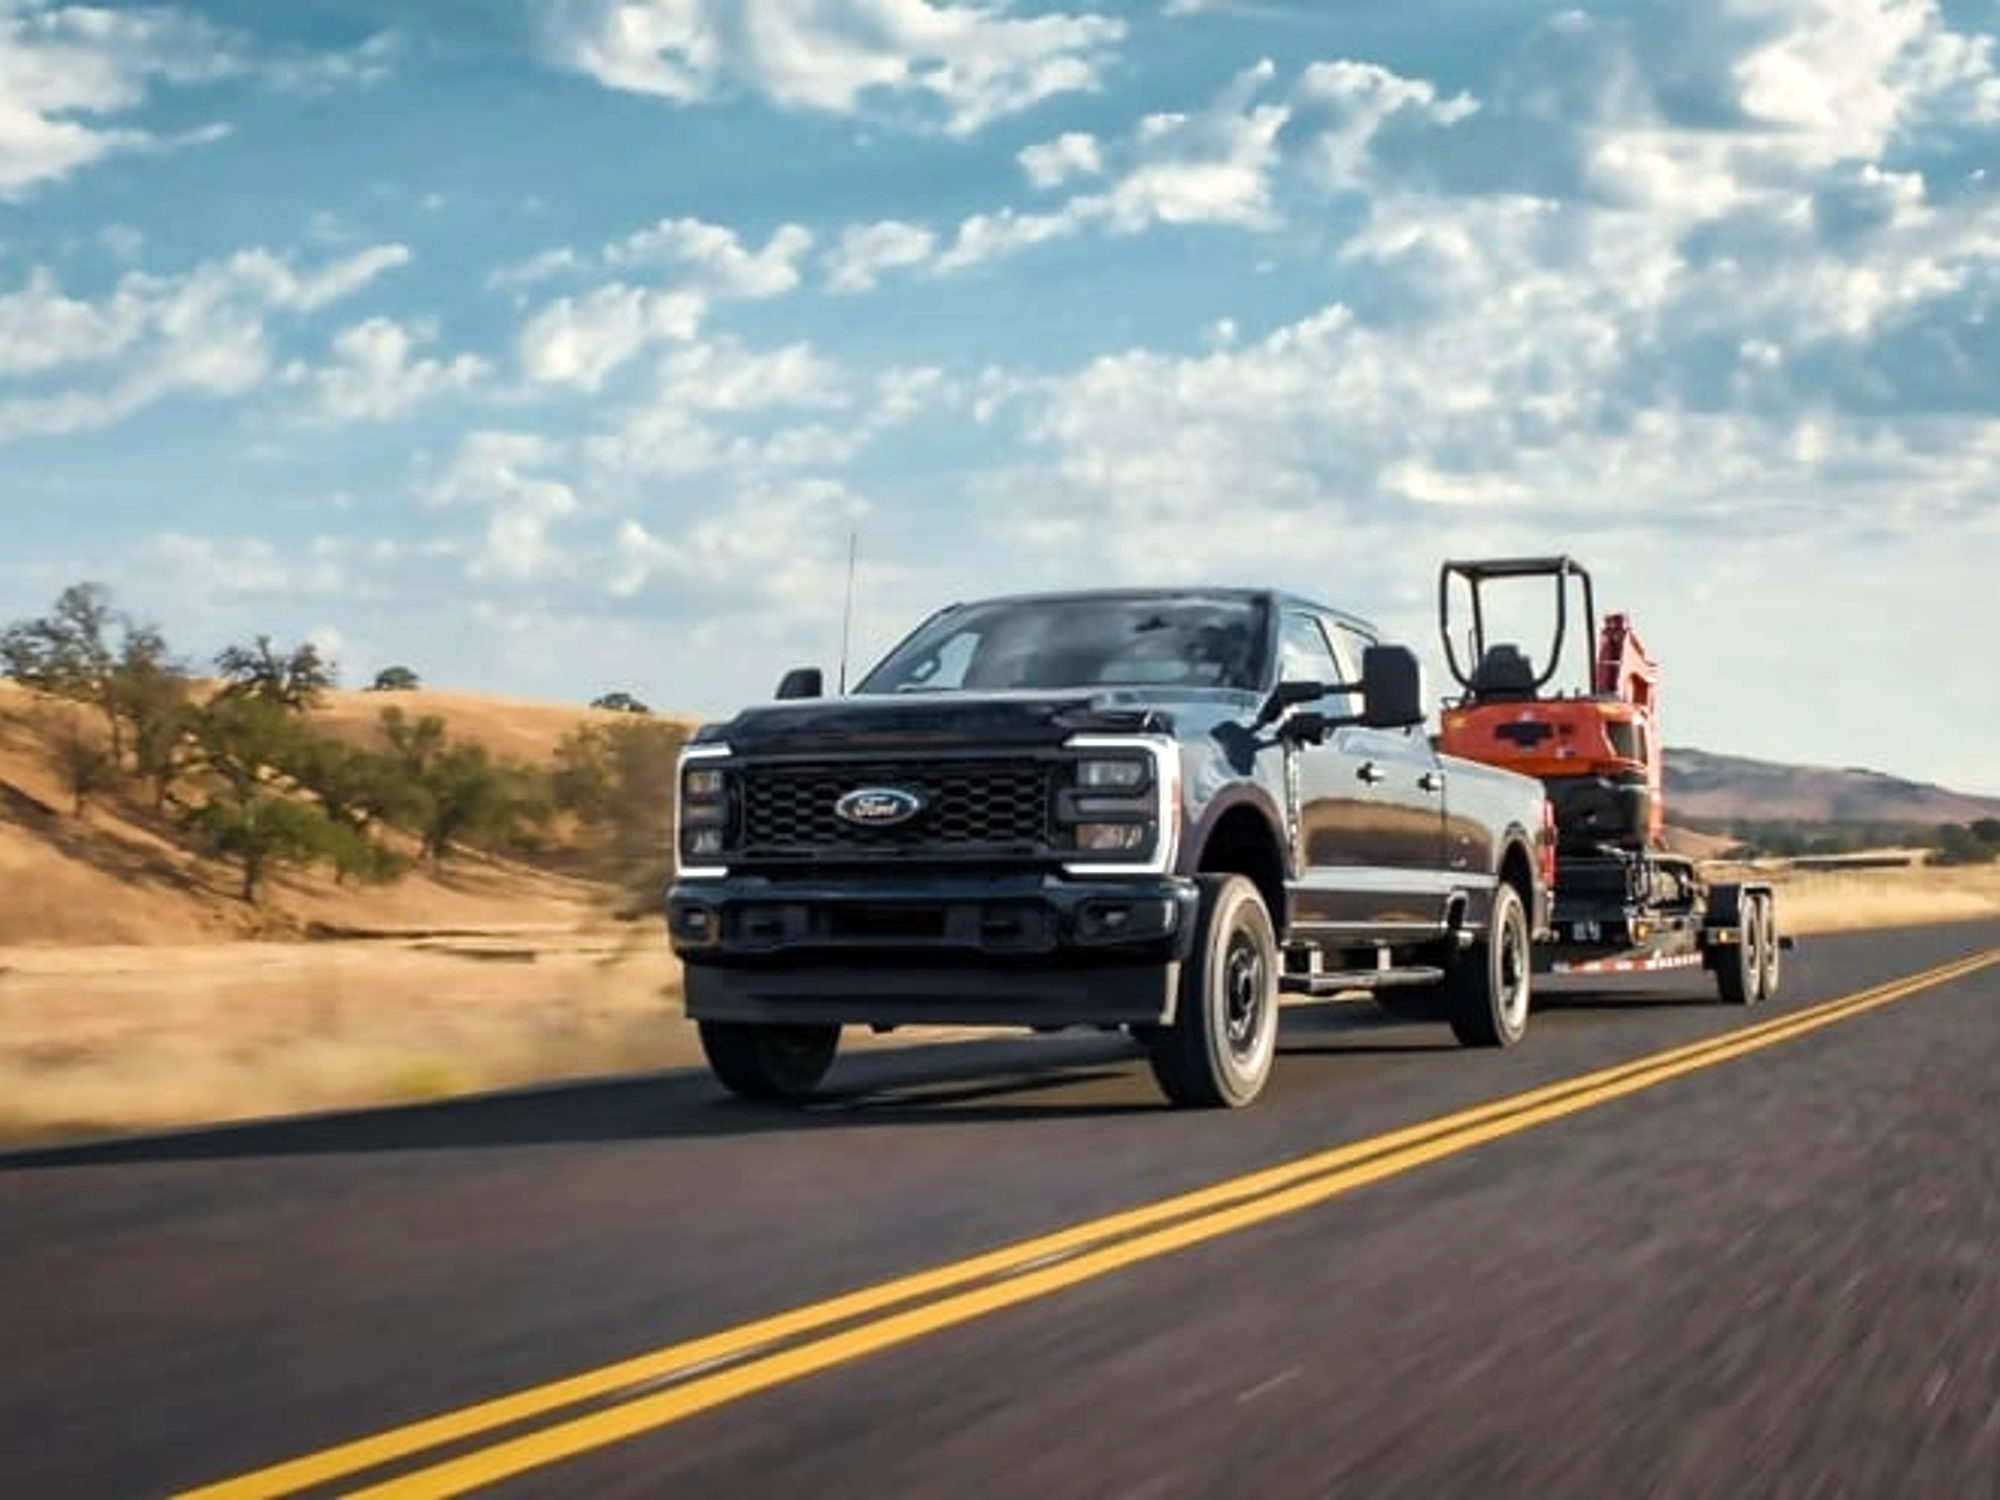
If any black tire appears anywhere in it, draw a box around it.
[698,1021,840,1101]
[1146,874,1279,1108]
[1755,892,1780,1002]
[1716,897,1763,1006]
[1444,882,1531,1048]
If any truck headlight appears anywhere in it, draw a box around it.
[1059,736,1178,875]
[1076,756,1151,791]
[676,749,736,872]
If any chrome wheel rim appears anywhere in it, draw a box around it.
[1221,928,1268,1068]
[1497,905,1529,1032]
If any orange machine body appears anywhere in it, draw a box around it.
[1435,559,1664,854]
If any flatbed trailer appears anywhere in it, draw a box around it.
[1535,845,1789,1004]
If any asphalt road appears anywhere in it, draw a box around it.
[4,920,1999,1499]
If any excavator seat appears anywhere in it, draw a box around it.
[1470,643,1537,700]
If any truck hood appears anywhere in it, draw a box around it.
[696,690,1232,756]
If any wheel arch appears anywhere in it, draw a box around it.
[1188,800,1289,935]
[1496,831,1543,936]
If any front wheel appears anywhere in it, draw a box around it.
[698,1021,840,1101]
[1146,874,1279,1108]
[1444,883,1531,1048]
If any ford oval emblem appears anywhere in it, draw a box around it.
[834,786,925,827]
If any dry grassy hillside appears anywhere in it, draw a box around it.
[311,686,689,764]
[1667,746,2000,826]
[0,680,662,946]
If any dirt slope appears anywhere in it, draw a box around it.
[0,681,646,946]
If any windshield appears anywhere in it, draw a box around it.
[856,594,1268,694]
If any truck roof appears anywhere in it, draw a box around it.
[932,586,1379,640]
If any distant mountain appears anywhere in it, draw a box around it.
[1666,747,2000,827]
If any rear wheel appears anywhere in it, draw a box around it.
[1717,896,1764,1006]
[1146,875,1279,1108]
[1755,893,1781,1002]
[1444,883,1531,1048]
[698,1021,840,1101]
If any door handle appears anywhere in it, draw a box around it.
[1357,761,1387,784]
[1418,771,1445,794]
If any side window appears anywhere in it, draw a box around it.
[1332,623,1377,718]
[1278,613,1343,684]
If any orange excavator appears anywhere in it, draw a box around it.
[1435,556,1662,854]
[1432,556,1788,1004]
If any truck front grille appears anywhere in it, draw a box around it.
[740,760,1054,860]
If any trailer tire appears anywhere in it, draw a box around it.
[1716,898,1764,1006]
[1755,892,1781,1002]
[698,1021,840,1101]
[1445,882,1531,1049]
[1146,874,1279,1108]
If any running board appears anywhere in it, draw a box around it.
[1280,967,1447,997]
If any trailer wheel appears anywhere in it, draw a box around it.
[698,1021,840,1101]
[1716,898,1764,1006]
[1444,883,1531,1048]
[1146,874,1279,1108]
[1755,893,1781,1002]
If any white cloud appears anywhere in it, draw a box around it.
[288,316,489,424]
[938,59,1291,272]
[826,219,938,291]
[512,219,812,388]
[0,243,411,439]
[487,247,583,292]
[579,336,950,484]
[1293,59,1478,189]
[1098,66,1289,230]
[537,0,1125,134]
[609,477,865,605]
[263,29,400,96]
[604,217,812,298]
[151,533,348,601]
[1018,130,1101,190]
[0,0,238,196]
[517,283,704,390]
[418,430,580,580]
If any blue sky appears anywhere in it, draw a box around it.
[2,0,1997,794]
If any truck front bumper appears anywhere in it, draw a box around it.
[666,872,1201,1028]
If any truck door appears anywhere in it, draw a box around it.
[1282,612,1437,935]
[1334,620,1449,895]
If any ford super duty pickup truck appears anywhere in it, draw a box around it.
[667,587,1552,1108]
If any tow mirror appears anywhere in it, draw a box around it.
[1256,678,1331,729]
[775,666,823,700]
[1361,645,1425,729]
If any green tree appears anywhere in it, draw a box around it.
[590,690,651,715]
[1932,822,2000,867]
[378,706,547,864]
[369,665,421,692]
[3,583,136,766]
[288,735,420,883]
[379,705,447,776]
[183,694,347,902]
[118,637,197,812]
[214,635,337,710]
[36,702,117,818]
[553,716,686,898]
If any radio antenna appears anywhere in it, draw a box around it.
[837,529,858,695]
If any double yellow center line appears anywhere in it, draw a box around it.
[183,947,2000,1498]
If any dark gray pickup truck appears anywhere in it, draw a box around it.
[667,588,1552,1108]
